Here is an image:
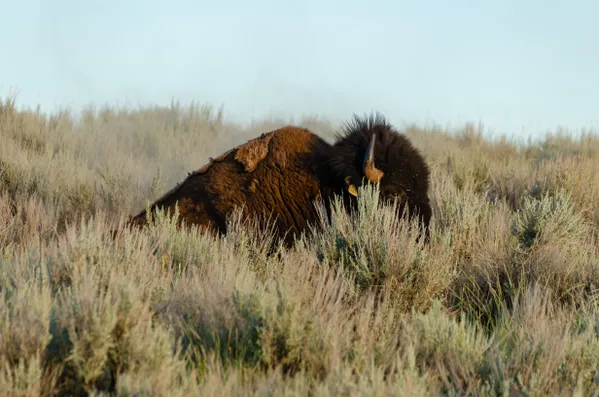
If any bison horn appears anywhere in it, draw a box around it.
[363,134,385,183]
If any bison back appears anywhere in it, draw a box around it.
[130,126,332,245]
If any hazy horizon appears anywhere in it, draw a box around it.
[2,0,598,139]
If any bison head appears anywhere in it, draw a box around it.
[327,114,432,237]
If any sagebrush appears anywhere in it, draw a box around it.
[2,95,599,396]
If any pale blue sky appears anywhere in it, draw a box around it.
[2,0,598,139]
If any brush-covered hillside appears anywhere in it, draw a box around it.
[2,96,599,396]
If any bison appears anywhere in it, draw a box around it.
[126,113,432,246]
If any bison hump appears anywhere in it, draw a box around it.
[191,132,274,176]
[194,148,235,175]
[234,133,273,172]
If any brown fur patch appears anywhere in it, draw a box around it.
[234,133,273,172]
[248,178,259,193]
[268,126,314,169]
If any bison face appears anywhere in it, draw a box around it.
[343,133,431,235]
[344,133,399,199]
[343,133,383,196]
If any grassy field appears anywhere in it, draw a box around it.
[2,95,599,396]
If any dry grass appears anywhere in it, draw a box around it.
[2,94,599,396]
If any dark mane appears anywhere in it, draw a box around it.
[337,112,394,141]
[327,113,430,192]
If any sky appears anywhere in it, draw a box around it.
[1,0,598,140]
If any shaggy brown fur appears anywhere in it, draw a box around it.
[127,113,432,246]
